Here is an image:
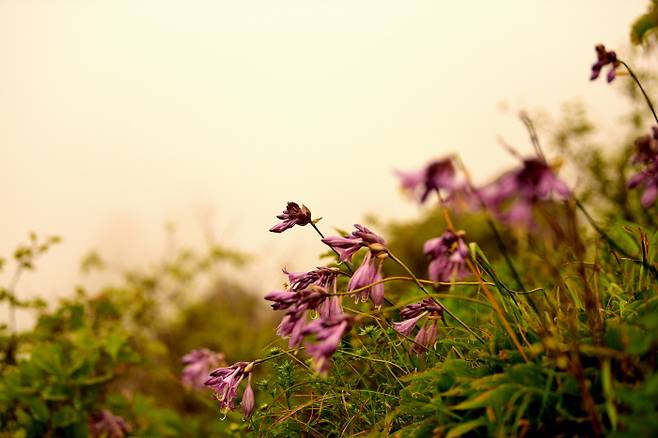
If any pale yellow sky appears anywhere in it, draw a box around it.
[0,1,648,325]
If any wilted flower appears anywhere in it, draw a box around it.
[302,315,354,375]
[396,157,457,203]
[90,410,131,438]
[270,202,313,233]
[590,44,620,83]
[480,158,570,227]
[205,361,253,412]
[321,224,386,262]
[423,230,470,282]
[181,348,225,389]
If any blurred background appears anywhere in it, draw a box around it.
[0,0,647,327]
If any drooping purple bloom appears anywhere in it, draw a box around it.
[181,348,225,389]
[628,161,658,208]
[590,44,620,83]
[393,298,443,338]
[270,202,313,233]
[284,266,340,291]
[632,126,658,165]
[321,224,386,262]
[392,313,425,336]
[302,315,353,375]
[628,127,658,208]
[347,251,385,307]
[411,320,439,354]
[480,158,570,227]
[265,287,331,347]
[241,374,255,417]
[90,410,131,438]
[423,230,471,282]
[205,361,252,411]
[396,157,457,203]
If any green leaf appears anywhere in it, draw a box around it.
[26,397,49,422]
[445,418,487,438]
[451,384,517,411]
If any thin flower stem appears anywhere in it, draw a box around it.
[466,258,530,362]
[575,197,658,280]
[338,350,407,373]
[386,250,484,343]
[327,275,494,297]
[620,60,658,125]
[310,222,354,275]
[453,154,527,294]
[253,348,304,366]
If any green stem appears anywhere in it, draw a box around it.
[575,197,658,280]
[620,60,658,125]
[311,222,354,275]
[386,251,484,343]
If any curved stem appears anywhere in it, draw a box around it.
[620,60,658,125]
[253,348,303,366]
[575,197,658,280]
[386,250,484,343]
[311,222,354,275]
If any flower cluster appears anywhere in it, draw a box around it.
[181,348,225,389]
[90,410,131,438]
[479,158,570,227]
[393,298,444,353]
[322,224,388,306]
[628,126,658,207]
[395,157,457,203]
[590,44,620,83]
[269,202,313,233]
[204,361,255,417]
[266,264,353,374]
[423,229,471,282]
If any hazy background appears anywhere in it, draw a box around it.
[0,1,647,325]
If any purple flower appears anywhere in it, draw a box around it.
[270,202,313,233]
[590,44,620,83]
[396,157,457,203]
[393,298,443,338]
[423,230,470,282]
[347,251,385,307]
[632,126,658,165]
[392,313,426,336]
[284,266,340,291]
[411,320,439,354]
[629,161,658,208]
[90,410,131,438]
[241,374,255,417]
[628,127,658,208]
[480,158,570,227]
[302,315,353,375]
[265,287,331,347]
[181,348,225,389]
[321,224,386,262]
[205,361,253,411]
